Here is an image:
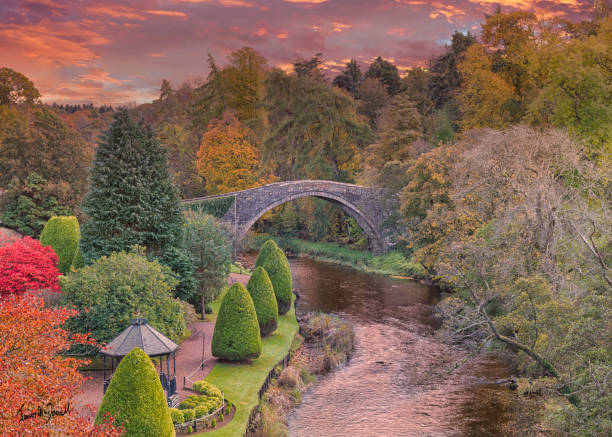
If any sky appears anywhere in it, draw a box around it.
[0,0,595,105]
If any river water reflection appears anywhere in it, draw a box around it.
[240,255,518,437]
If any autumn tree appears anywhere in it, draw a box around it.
[0,293,121,436]
[526,16,612,161]
[223,47,268,125]
[0,236,61,296]
[401,67,434,117]
[0,105,92,210]
[196,112,272,194]
[357,77,389,127]
[457,44,517,130]
[263,68,371,181]
[191,47,268,135]
[0,67,40,105]
[361,92,424,189]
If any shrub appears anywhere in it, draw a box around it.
[211,419,216,428]
[0,236,60,296]
[39,216,79,274]
[219,413,224,422]
[194,406,207,418]
[179,395,201,410]
[226,405,230,415]
[192,380,222,398]
[212,283,262,361]
[182,409,195,421]
[278,367,301,389]
[188,425,193,433]
[255,239,278,268]
[169,408,184,424]
[60,247,186,353]
[178,299,199,326]
[262,247,293,315]
[95,348,174,436]
[246,267,278,336]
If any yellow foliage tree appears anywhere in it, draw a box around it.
[457,44,517,130]
[196,112,274,194]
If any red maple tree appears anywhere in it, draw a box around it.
[0,236,61,296]
[0,293,122,436]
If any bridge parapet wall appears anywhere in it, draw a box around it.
[185,180,396,252]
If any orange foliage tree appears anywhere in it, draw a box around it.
[0,293,122,436]
[196,112,275,194]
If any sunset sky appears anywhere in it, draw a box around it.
[0,0,594,104]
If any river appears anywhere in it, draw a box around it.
[241,255,520,437]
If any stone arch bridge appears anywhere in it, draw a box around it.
[182,180,398,252]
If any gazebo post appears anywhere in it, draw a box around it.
[167,354,170,395]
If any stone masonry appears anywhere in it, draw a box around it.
[183,180,398,253]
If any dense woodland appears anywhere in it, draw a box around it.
[0,6,611,436]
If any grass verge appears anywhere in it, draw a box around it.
[253,235,427,279]
[195,287,298,436]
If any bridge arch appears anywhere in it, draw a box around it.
[183,180,395,253]
[236,191,384,252]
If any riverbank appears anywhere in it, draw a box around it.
[246,313,356,436]
[195,285,299,437]
[250,235,430,281]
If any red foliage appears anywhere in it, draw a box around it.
[0,236,61,296]
[0,294,123,436]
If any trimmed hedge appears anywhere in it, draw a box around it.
[246,267,278,336]
[262,247,293,315]
[192,380,222,398]
[254,239,278,268]
[182,196,235,218]
[212,283,262,361]
[169,408,184,425]
[95,347,174,436]
[39,216,79,274]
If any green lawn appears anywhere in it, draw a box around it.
[195,287,298,436]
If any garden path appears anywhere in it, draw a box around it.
[74,273,250,419]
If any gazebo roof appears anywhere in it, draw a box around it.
[100,318,178,358]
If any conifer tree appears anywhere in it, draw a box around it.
[211,283,262,361]
[246,267,278,336]
[95,347,174,436]
[80,109,184,263]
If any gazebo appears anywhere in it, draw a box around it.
[101,318,179,407]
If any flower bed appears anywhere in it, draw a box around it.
[170,380,233,434]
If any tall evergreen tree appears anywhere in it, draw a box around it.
[80,109,184,263]
[332,59,362,97]
[364,57,402,96]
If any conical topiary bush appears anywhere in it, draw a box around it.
[246,267,278,336]
[95,347,174,437]
[262,247,293,315]
[212,283,262,361]
[39,216,79,274]
[254,239,278,268]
